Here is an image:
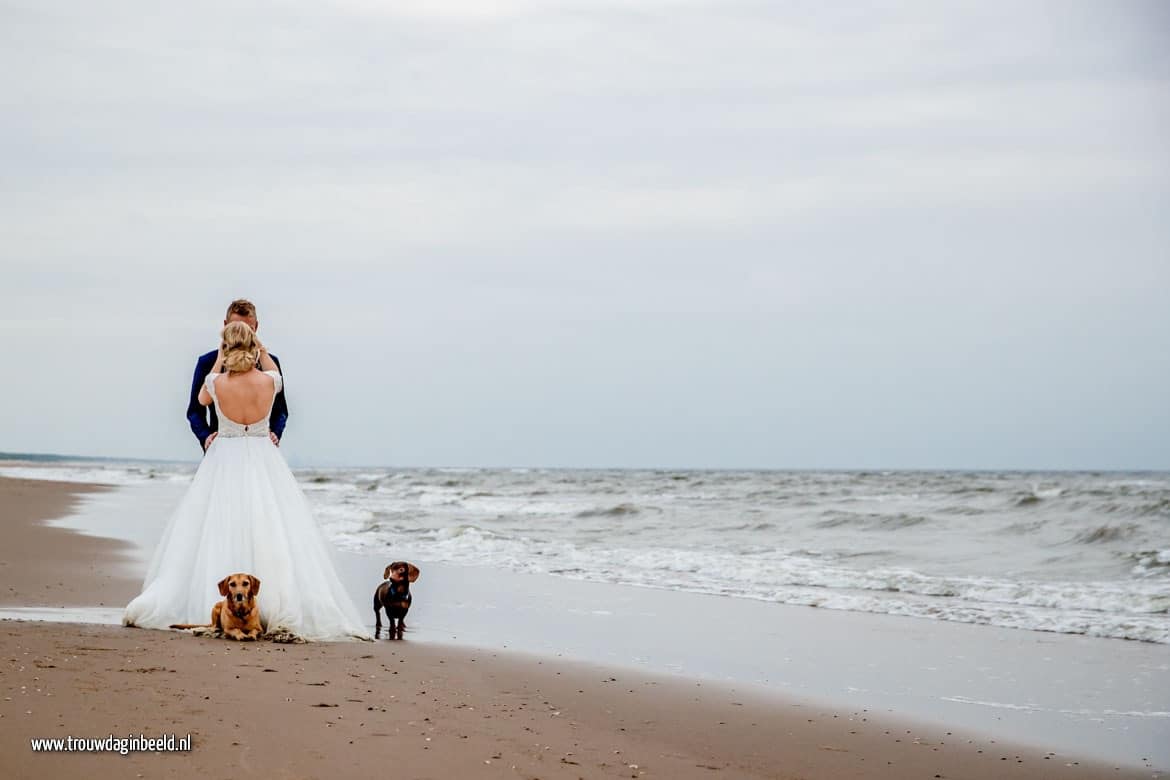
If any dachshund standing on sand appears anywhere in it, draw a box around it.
[170,572,263,641]
[374,562,419,640]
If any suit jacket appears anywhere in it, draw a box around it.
[187,350,289,451]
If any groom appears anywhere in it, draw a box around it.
[187,298,289,452]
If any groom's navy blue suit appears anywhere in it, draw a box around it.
[186,350,289,451]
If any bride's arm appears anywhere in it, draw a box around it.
[197,344,226,406]
[256,338,278,372]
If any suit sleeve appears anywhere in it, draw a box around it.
[187,356,213,450]
[270,354,289,441]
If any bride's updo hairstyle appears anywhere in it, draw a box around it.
[221,321,260,374]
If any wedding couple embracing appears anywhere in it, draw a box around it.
[123,299,370,641]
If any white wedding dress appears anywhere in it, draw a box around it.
[123,370,371,641]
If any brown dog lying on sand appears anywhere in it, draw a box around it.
[374,562,419,640]
[170,573,263,641]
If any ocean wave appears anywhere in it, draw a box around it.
[1074,524,1139,544]
[1129,550,1170,575]
[717,522,776,533]
[815,511,929,530]
[1076,497,1170,517]
[434,523,498,541]
[946,486,997,495]
[1014,485,1065,507]
[814,512,858,528]
[575,503,644,518]
[1137,498,1170,517]
[999,519,1046,535]
[935,505,986,516]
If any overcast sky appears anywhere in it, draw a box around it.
[1,0,1167,469]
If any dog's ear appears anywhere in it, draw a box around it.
[383,564,394,581]
[248,575,261,597]
[407,564,420,583]
[217,576,230,597]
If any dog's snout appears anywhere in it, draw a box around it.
[235,593,245,602]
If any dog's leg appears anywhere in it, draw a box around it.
[374,597,383,639]
[226,627,257,641]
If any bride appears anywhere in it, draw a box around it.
[123,322,370,641]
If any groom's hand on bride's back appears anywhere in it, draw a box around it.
[203,432,218,451]
[270,432,279,447]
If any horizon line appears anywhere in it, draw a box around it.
[1,450,1167,474]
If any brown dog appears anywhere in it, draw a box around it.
[374,562,419,640]
[170,573,263,641]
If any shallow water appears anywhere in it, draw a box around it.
[0,607,125,624]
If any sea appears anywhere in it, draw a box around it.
[3,456,1167,645]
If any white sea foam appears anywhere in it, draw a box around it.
[0,463,193,485]
[941,696,1170,719]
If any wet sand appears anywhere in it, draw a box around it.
[0,476,1160,779]
[0,477,137,608]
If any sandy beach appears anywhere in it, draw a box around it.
[0,478,136,608]
[0,476,1162,779]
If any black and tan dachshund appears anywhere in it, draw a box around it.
[374,561,420,640]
